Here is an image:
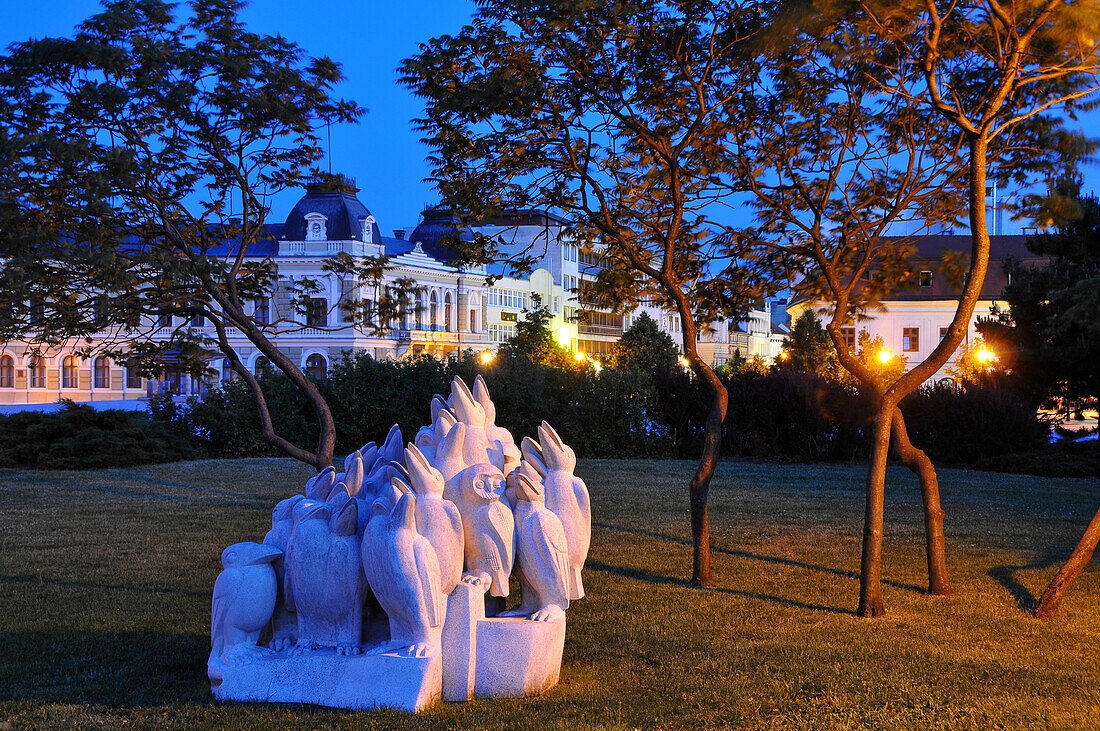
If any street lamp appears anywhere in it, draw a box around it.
[480,350,495,365]
[877,348,894,364]
[592,360,602,374]
[976,347,995,364]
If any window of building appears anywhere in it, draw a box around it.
[221,358,236,383]
[838,326,855,351]
[939,326,948,341]
[903,327,920,352]
[444,292,453,332]
[29,302,45,326]
[28,357,45,388]
[430,292,439,328]
[469,308,478,332]
[62,355,79,388]
[255,356,270,375]
[486,288,529,310]
[919,270,933,288]
[94,356,110,389]
[305,353,327,379]
[126,367,142,390]
[306,297,327,328]
[190,312,205,327]
[488,324,517,343]
[254,299,270,325]
[156,312,172,329]
[415,293,424,329]
[0,356,12,388]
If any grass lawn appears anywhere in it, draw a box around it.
[0,457,1097,729]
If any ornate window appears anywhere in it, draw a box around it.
[94,356,110,389]
[305,353,327,379]
[62,355,79,388]
[304,213,327,241]
[0,356,12,388]
[28,357,45,388]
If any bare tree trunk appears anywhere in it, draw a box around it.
[858,403,894,617]
[891,406,951,595]
[689,365,727,588]
[1035,507,1100,620]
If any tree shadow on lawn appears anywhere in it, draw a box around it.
[586,559,854,615]
[988,553,1066,612]
[594,521,926,594]
[0,630,211,706]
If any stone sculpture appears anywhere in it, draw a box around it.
[210,542,282,676]
[210,375,591,712]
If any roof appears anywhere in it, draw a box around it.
[280,179,381,243]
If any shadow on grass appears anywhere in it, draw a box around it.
[587,560,854,616]
[9,473,269,509]
[594,521,926,594]
[988,553,1065,612]
[0,574,207,599]
[0,630,211,706]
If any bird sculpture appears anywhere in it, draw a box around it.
[444,462,515,597]
[403,443,464,595]
[285,498,364,654]
[209,541,282,680]
[362,491,445,657]
[509,473,570,621]
[473,374,521,475]
[531,421,592,600]
[262,494,305,651]
[304,465,336,501]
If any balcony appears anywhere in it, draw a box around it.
[577,324,623,337]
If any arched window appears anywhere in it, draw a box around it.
[0,356,12,388]
[444,292,453,332]
[28,357,45,388]
[62,355,79,389]
[305,353,327,379]
[415,292,424,330]
[430,291,439,329]
[93,356,110,389]
[254,356,270,375]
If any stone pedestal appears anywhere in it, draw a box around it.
[441,582,566,702]
[212,647,442,712]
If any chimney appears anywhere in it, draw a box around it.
[393,229,406,240]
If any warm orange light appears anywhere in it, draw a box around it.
[677,355,690,370]
[574,351,586,362]
[592,360,602,374]
[779,351,789,360]
[976,348,994,364]
[877,348,894,364]
[480,350,495,364]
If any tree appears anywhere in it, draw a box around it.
[500,295,574,369]
[978,184,1100,406]
[0,0,395,469]
[779,311,840,379]
[749,0,1100,615]
[608,312,680,373]
[402,0,779,586]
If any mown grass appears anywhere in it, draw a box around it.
[0,458,1097,729]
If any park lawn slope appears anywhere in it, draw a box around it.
[0,458,1097,729]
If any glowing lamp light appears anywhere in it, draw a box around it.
[677,355,690,370]
[555,326,571,347]
[877,348,894,364]
[479,350,495,364]
[575,351,586,362]
[592,360,602,374]
[779,350,789,361]
[976,348,995,364]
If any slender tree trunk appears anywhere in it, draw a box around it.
[858,403,894,617]
[891,406,952,595]
[1035,507,1100,620]
[689,368,728,587]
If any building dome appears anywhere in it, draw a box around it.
[282,175,382,243]
[408,206,475,262]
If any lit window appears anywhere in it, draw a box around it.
[919,270,933,288]
[94,356,110,389]
[0,356,12,388]
[62,355,79,388]
[903,327,920,352]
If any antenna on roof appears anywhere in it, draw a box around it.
[326,117,332,175]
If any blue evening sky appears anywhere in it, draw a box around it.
[3,1,1098,236]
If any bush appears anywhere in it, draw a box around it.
[0,401,198,469]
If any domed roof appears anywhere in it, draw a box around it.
[282,176,382,243]
[408,206,475,262]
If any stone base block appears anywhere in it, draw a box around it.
[211,647,442,712]
[474,616,566,699]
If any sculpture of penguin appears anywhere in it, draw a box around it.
[509,473,570,621]
[403,443,464,595]
[262,494,305,651]
[374,424,405,470]
[534,421,592,601]
[473,374,521,475]
[447,377,499,470]
[504,440,545,510]
[284,499,363,654]
[305,466,336,501]
[362,491,445,657]
[209,541,282,681]
[446,462,515,597]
